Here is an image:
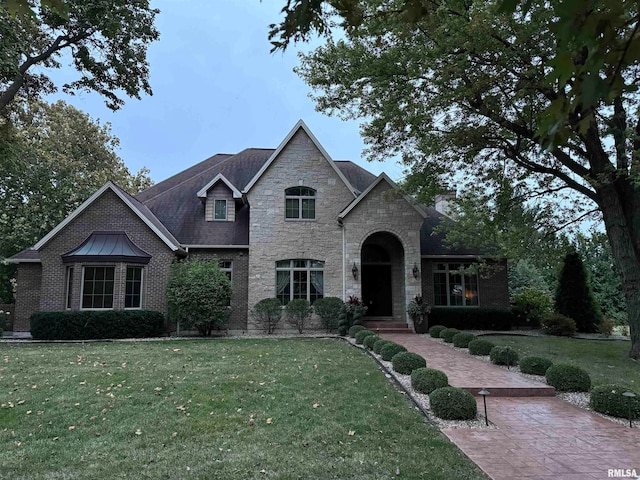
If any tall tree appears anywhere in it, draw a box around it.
[0,0,159,113]
[0,98,152,302]
[275,0,640,358]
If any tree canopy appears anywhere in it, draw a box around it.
[0,0,159,113]
[277,0,640,357]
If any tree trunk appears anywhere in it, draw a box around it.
[597,179,640,359]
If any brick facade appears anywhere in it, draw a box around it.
[13,264,41,332]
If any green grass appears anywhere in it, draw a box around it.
[483,335,639,389]
[0,339,486,479]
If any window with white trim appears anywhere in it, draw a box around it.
[82,266,115,309]
[276,259,324,305]
[125,266,143,309]
[214,199,227,220]
[219,260,232,282]
[433,263,479,306]
[285,187,315,220]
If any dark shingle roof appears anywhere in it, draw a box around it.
[420,207,482,256]
[334,161,377,193]
[6,248,40,263]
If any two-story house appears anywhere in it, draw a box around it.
[8,121,508,336]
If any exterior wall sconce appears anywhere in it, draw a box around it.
[622,391,636,428]
[478,389,490,426]
[412,263,419,279]
[352,262,358,280]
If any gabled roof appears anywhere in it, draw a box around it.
[33,182,182,252]
[243,120,359,196]
[61,231,151,264]
[196,173,242,199]
[420,207,483,257]
[5,248,40,264]
[338,173,427,219]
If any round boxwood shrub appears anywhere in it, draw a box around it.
[411,368,448,394]
[354,329,375,345]
[429,387,477,420]
[380,342,407,361]
[348,325,368,338]
[452,332,476,348]
[428,325,447,338]
[363,334,381,350]
[590,384,640,419]
[467,338,495,356]
[545,364,591,392]
[391,351,427,375]
[373,339,392,354]
[519,356,553,376]
[489,346,519,366]
[440,328,461,343]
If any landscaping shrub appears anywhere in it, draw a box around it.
[348,325,368,338]
[30,311,164,340]
[251,298,283,334]
[285,299,312,334]
[363,334,380,350]
[429,387,477,420]
[354,329,375,345]
[452,332,476,348]
[440,328,461,343]
[338,295,367,335]
[313,297,344,332]
[428,325,446,338]
[511,288,553,328]
[380,342,407,361]
[542,313,576,337]
[590,384,640,419]
[489,346,519,366]
[467,338,495,356]
[545,364,591,392]
[411,368,448,394]
[391,351,427,375]
[373,339,392,354]
[519,356,553,375]
[596,317,615,338]
[428,307,514,331]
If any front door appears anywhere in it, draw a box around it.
[362,264,392,316]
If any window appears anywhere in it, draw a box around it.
[285,187,315,220]
[125,266,143,309]
[82,266,115,309]
[433,263,479,307]
[219,260,232,282]
[276,259,324,305]
[65,266,74,310]
[214,199,227,220]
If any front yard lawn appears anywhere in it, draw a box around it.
[483,335,639,389]
[0,338,485,479]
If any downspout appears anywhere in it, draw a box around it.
[338,218,345,300]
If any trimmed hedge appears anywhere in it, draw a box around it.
[428,325,447,338]
[590,384,640,419]
[411,368,448,394]
[391,351,427,375]
[373,339,392,354]
[429,387,477,420]
[440,328,461,343]
[489,346,519,366]
[452,332,476,348]
[348,325,368,338]
[428,307,514,331]
[467,338,495,356]
[363,334,381,350]
[30,311,165,340]
[380,342,407,361]
[545,364,591,392]
[519,356,553,376]
[354,329,375,345]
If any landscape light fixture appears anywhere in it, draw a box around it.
[478,389,490,427]
[352,262,358,280]
[413,263,419,279]
[622,391,636,428]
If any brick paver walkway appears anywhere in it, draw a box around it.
[382,334,640,480]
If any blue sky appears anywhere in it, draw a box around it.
[46,0,405,184]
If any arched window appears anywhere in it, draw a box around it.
[285,187,316,220]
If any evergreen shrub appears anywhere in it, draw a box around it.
[440,328,461,343]
[411,368,448,394]
[380,342,407,361]
[489,346,519,366]
[391,351,427,375]
[519,356,553,375]
[545,364,591,392]
[452,332,476,348]
[467,339,496,355]
[429,387,477,420]
[590,385,640,419]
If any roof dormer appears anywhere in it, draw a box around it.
[197,174,242,222]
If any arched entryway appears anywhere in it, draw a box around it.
[361,232,405,321]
